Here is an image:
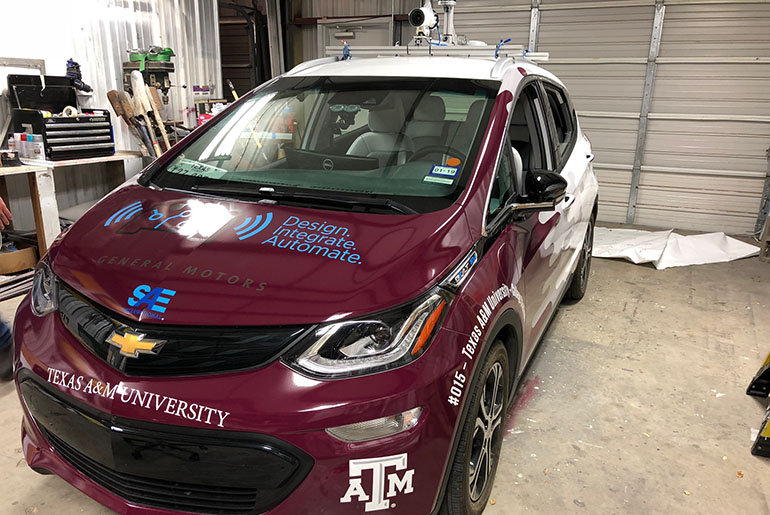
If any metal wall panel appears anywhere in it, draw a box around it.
[298,1,408,59]
[652,63,770,117]
[300,0,411,17]
[579,116,639,166]
[451,0,530,46]
[545,63,645,112]
[637,2,770,234]
[658,3,770,58]
[538,6,654,58]
[538,6,650,223]
[644,119,770,172]
[455,0,530,9]
[453,5,531,45]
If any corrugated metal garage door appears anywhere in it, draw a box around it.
[454,0,531,44]
[640,2,770,234]
[537,2,653,225]
[486,0,770,234]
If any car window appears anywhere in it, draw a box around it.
[530,88,554,171]
[543,84,574,164]
[488,146,514,216]
[509,84,551,175]
[434,91,483,122]
[149,76,499,214]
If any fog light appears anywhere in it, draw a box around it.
[326,407,422,442]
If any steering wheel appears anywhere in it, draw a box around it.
[410,145,467,164]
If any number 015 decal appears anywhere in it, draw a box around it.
[447,282,524,407]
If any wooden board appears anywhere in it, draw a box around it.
[0,245,37,274]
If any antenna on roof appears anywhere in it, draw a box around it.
[495,38,512,59]
[341,41,352,60]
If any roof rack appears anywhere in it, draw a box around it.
[324,45,549,63]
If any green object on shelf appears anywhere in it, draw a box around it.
[128,47,175,72]
[148,47,175,61]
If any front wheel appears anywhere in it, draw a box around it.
[442,342,509,515]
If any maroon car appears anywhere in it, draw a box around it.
[15,53,597,514]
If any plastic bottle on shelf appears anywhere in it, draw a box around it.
[18,134,29,159]
[29,135,45,160]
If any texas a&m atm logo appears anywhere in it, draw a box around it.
[340,453,414,512]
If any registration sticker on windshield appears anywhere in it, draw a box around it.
[424,176,453,185]
[424,164,459,185]
[167,158,229,179]
[429,165,459,178]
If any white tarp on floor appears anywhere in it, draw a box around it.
[593,228,760,270]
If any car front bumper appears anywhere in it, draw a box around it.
[14,295,467,515]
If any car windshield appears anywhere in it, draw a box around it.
[148,76,499,213]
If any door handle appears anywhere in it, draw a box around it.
[561,194,576,209]
[586,153,595,162]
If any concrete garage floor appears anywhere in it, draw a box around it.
[0,255,767,514]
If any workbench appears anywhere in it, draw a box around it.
[0,151,143,252]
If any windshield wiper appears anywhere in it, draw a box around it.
[198,155,233,163]
[190,184,418,215]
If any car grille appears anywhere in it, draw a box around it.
[20,374,313,515]
[57,282,306,377]
[44,429,260,515]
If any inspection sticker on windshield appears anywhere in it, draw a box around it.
[424,165,459,185]
[167,158,228,179]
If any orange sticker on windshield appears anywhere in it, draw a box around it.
[446,158,461,167]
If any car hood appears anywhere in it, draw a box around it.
[51,184,473,326]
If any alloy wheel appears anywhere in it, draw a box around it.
[468,361,505,502]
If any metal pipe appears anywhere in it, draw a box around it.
[528,0,541,51]
[626,0,665,225]
[438,0,456,45]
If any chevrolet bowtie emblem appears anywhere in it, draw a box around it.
[106,329,166,358]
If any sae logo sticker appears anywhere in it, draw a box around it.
[340,453,414,512]
[127,285,177,316]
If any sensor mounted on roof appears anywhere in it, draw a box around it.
[409,0,458,46]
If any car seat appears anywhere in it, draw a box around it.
[405,96,447,150]
[347,98,414,167]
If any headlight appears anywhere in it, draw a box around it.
[284,290,450,379]
[30,257,58,317]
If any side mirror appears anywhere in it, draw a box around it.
[525,170,568,204]
[506,171,568,216]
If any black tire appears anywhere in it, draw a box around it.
[442,342,509,515]
[565,215,595,301]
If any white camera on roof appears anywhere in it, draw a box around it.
[408,4,438,31]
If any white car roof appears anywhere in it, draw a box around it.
[286,55,557,84]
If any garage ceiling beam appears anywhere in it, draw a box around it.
[626,0,665,225]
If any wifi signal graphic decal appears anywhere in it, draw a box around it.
[105,201,143,227]
[234,213,273,240]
